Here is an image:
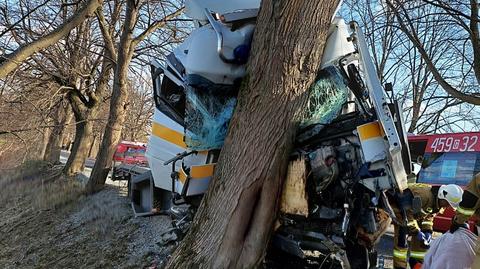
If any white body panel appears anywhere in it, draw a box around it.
[185,0,261,21]
[181,25,254,84]
[351,22,408,191]
[321,18,355,69]
[147,18,376,195]
[146,110,207,192]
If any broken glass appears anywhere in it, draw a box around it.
[301,66,349,128]
[184,75,238,151]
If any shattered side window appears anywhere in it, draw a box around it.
[301,66,349,128]
[184,75,238,151]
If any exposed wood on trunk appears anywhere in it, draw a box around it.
[0,0,103,78]
[166,1,340,268]
[280,157,309,216]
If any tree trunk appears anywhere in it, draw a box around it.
[44,124,65,164]
[44,102,71,164]
[166,1,340,268]
[88,134,98,158]
[63,115,94,176]
[38,128,51,160]
[86,0,138,193]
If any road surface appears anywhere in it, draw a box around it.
[60,150,96,168]
[59,150,122,186]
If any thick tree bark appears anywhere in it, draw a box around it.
[0,0,103,78]
[166,1,340,268]
[86,0,138,193]
[44,124,65,164]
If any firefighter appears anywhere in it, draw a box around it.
[451,173,480,267]
[391,183,463,269]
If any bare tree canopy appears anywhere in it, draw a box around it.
[0,0,103,78]
[386,0,480,105]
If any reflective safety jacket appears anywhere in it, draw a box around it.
[391,183,440,234]
[455,173,480,225]
[406,183,440,233]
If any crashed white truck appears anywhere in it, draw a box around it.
[124,1,412,268]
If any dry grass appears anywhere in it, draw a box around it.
[0,160,175,269]
[0,160,83,210]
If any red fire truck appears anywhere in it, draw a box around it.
[113,141,148,166]
[408,132,480,232]
[111,141,149,183]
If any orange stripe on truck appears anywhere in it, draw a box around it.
[190,164,215,179]
[151,122,187,149]
[357,121,384,141]
[178,164,215,184]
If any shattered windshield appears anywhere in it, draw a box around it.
[184,75,238,151]
[301,66,349,128]
[417,152,480,185]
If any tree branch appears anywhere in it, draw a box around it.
[386,0,480,105]
[95,6,117,60]
[131,7,184,47]
[0,0,103,78]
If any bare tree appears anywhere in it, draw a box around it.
[122,76,154,142]
[44,99,72,163]
[0,0,103,78]
[87,0,183,193]
[386,0,480,105]
[0,0,114,173]
[343,0,480,133]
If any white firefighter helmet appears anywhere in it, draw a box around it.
[438,184,463,208]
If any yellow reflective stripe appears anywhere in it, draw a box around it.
[450,196,461,203]
[190,164,215,179]
[151,122,187,149]
[410,251,426,259]
[357,121,384,140]
[393,249,408,259]
[422,221,434,226]
[179,167,188,183]
[178,164,216,184]
[408,220,419,228]
[408,183,430,188]
[457,207,475,216]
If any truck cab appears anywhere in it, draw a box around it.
[408,132,480,232]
